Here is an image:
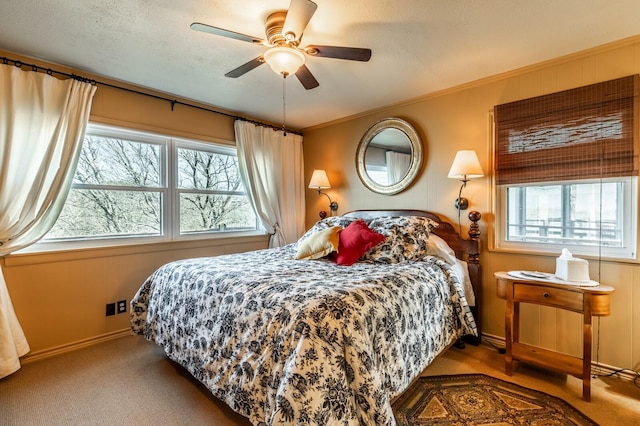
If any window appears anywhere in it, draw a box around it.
[494,75,638,259]
[365,165,389,185]
[499,178,636,258]
[39,123,257,248]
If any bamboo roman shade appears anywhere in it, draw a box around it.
[494,75,639,185]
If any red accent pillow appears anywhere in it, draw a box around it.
[334,219,385,266]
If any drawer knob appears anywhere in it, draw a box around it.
[543,292,550,298]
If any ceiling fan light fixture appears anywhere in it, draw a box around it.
[263,46,305,76]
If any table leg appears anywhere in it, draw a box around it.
[583,294,592,402]
[505,293,515,376]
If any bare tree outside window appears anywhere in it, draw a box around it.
[177,147,255,233]
[44,125,257,242]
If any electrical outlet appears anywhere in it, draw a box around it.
[117,299,127,314]
[106,302,116,316]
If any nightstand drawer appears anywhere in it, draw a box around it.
[514,283,583,311]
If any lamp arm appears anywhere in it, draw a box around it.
[454,178,469,211]
[455,178,469,235]
[318,189,338,211]
[457,180,466,202]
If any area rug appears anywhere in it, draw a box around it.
[392,374,597,425]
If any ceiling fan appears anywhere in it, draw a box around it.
[190,0,372,90]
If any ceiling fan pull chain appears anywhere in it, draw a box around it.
[282,75,287,135]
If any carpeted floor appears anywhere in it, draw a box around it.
[1,335,639,425]
[393,373,597,425]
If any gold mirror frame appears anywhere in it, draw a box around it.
[356,117,423,195]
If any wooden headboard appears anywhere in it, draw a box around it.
[344,209,482,345]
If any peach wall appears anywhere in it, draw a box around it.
[302,37,640,373]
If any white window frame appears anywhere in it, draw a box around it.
[496,177,637,259]
[20,123,262,253]
[490,110,638,260]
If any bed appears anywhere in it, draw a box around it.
[130,209,481,425]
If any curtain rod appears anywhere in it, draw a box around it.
[0,56,301,136]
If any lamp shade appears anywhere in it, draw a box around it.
[308,169,331,189]
[447,150,484,179]
[263,46,305,76]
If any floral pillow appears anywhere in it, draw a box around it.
[362,216,438,264]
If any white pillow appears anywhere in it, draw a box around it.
[451,259,475,306]
[426,234,475,306]
[426,234,457,265]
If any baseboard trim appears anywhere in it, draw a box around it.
[481,333,506,351]
[479,333,638,382]
[591,360,639,382]
[20,329,131,365]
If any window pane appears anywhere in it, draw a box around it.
[180,193,256,233]
[75,135,161,187]
[177,148,244,191]
[506,182,622,247]
[46,189,161,239]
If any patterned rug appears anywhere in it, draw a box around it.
[392,374,597,425]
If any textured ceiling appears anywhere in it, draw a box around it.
[1,1,639,130]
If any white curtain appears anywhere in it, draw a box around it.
[234,120,305,247]
[386,150,411,183]
[0,64,96,378]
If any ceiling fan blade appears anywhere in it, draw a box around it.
[225,57,265,78]
[190,22,265,45]
[295,64,319,90]
[305,45,372,61]
[282,0,318,42]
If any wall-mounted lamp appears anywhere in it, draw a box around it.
[447,150,484,211]
[308,169,338,219]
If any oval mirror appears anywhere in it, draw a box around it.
[356,118,423,195]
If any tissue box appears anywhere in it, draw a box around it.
[555,257,590,282]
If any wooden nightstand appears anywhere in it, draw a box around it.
[494,271,615,401]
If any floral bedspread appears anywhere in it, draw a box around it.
[130,244,477,426]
